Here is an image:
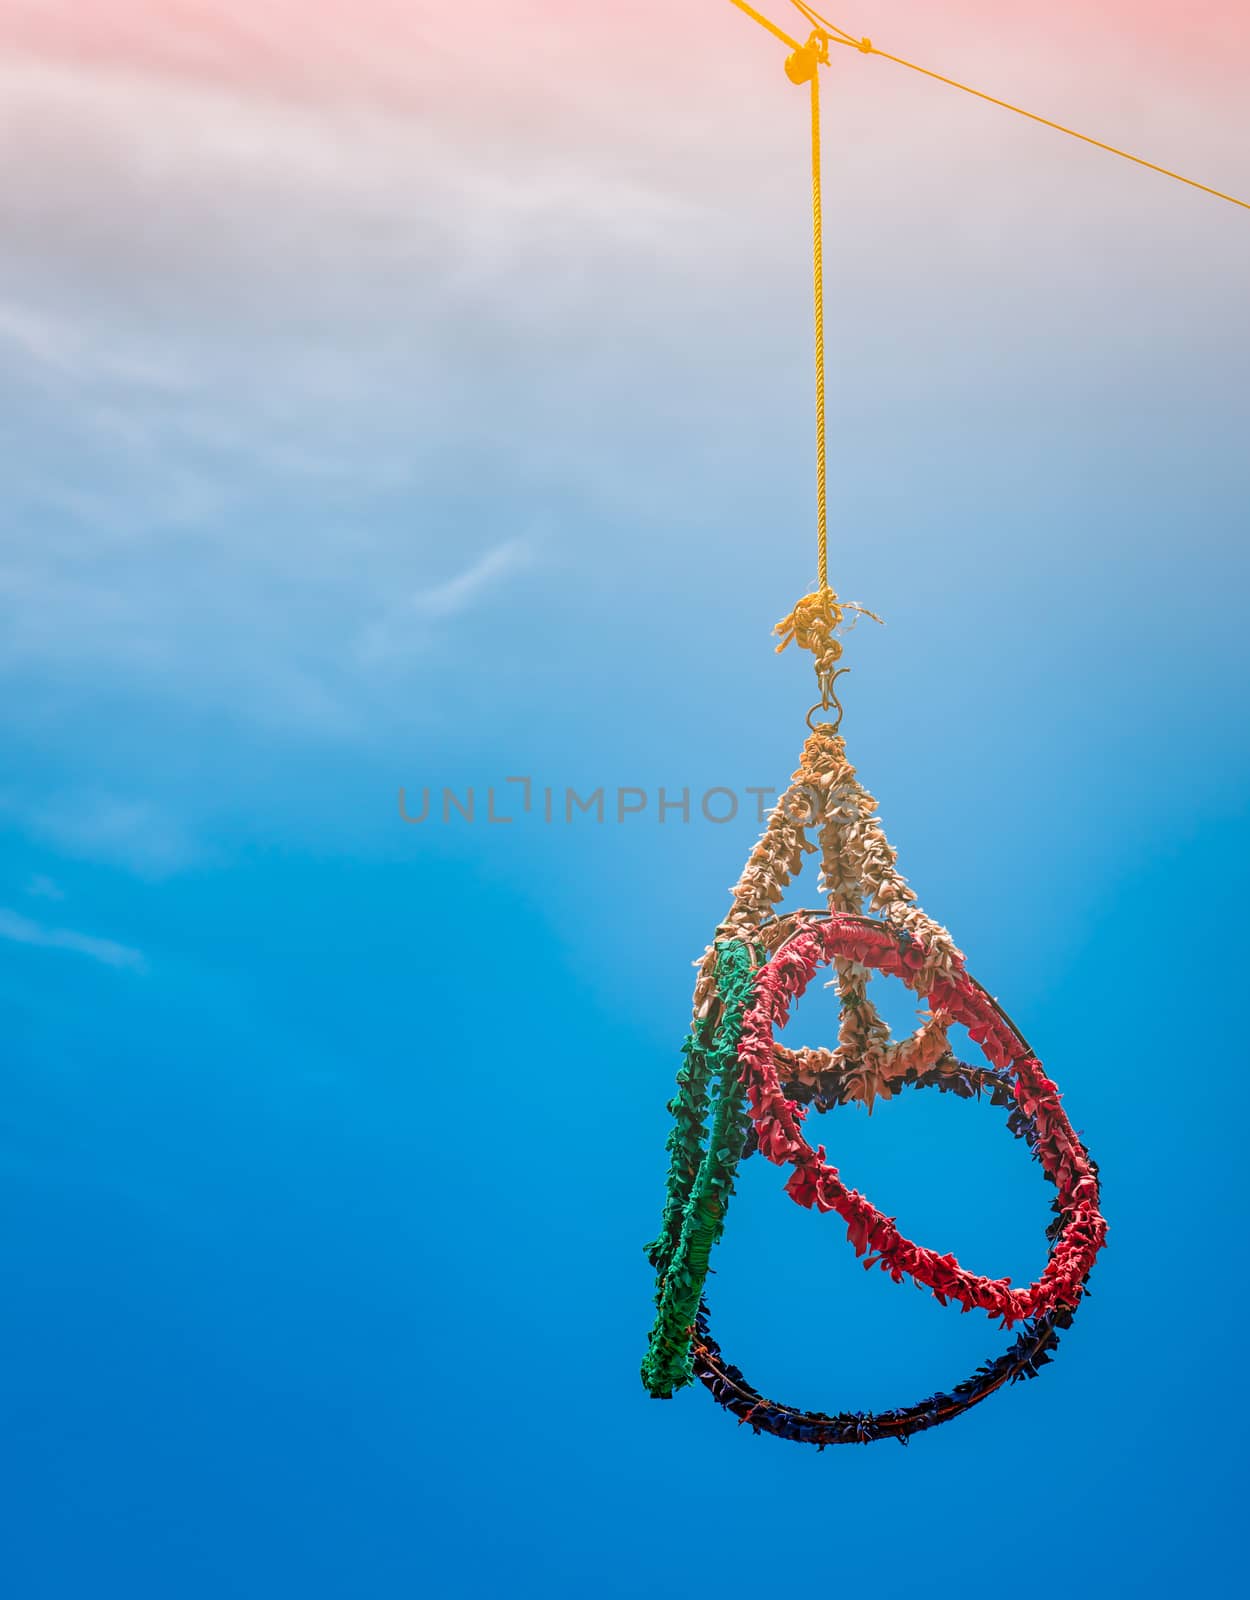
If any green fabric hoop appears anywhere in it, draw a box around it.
[642,940,756,1399]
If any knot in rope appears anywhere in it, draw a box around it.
[775,587,883,707]
[774,586,844,704]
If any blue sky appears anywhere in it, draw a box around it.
[2,3,1249,1596]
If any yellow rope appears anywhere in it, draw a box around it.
[809,64,828,591]
[725,0,800,52]
[768,3,1250,212]
[747,27,858,702]
[726,0,1249,709]
[859,46,1248,211]
[774,29,848,698]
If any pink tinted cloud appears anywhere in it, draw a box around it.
[3,1,1244,86]
[0,0,1243,740]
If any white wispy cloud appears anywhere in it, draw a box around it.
[0,0,1243,751]
[406,537,533,622]
[357,536,534,664]
[0,32,619,731]
[10,795,200,879]
[0,906,146,972]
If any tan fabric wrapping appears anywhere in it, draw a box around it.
[691,724,962,1110]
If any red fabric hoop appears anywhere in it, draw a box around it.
[740,916,1106,1324]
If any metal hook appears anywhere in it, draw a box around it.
[806,665,849,731]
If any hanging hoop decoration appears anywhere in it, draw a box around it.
[629,0,1228,1443]
[641,720,1108,1438]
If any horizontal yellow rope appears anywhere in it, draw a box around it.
[723,1,1250,212]
[726,0,800,53]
